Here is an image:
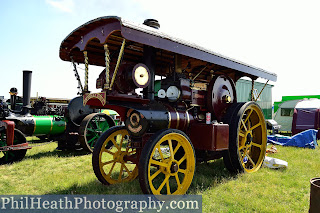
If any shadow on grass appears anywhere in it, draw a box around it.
[49,179,143,195]
[25,147,90,160]
[47,159,236,195]
[188,159,237,194]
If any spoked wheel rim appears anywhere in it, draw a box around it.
[139,129,195,195]
[79,113,115,152]
[93,126,138,184]
[238,104,267,173]
[0,129,27,165]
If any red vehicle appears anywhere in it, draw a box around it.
[60,16,277,195]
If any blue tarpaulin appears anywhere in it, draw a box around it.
[267,129,318,149]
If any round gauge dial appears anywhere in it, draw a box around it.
[132,63,151,88]
[166,86,181,102]
[158,89,166,98]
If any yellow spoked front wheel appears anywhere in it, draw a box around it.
[223,102,267,173]
[92,126,138,185]
[139,129,195,195]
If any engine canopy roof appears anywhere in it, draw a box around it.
[60,16,277,82]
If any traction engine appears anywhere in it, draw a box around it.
[0,70,116,164]
[59,16,277,195]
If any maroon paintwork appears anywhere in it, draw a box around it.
[59,16,277,162]
[189,123,229,151]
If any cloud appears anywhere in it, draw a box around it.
[46,0,74,13]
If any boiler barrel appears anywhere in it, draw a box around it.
[33,116,66,135]
[125,103,194,137]
[15,115,66,136]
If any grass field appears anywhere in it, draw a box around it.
[0,140,319,212]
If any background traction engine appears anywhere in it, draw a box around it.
[0,71,116,164]
[59,16,275,195]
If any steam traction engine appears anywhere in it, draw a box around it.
[59,16,277,195]
[0,70,116,164]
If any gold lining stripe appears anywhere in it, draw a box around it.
[174,108,180,129]
[32,116,36,134]
[50,118,53,133]
[182,112,187,131]
[186,110,190,129]
[168,111,171,128]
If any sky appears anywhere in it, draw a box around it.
[1,0,320,103]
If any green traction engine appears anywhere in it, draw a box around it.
[0,70,116,164]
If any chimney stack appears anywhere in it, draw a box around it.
[143,19,160,29]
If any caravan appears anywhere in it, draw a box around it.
[292,99,320,136]
[274,98,320,136]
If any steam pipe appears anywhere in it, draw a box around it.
[142,19,159,101]
[143,46,156,100]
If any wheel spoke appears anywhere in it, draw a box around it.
[107,162,116,176]
[101,159,116,166]
[250,122,261,131]
[173,144,181,155]
[174,173,181,188]
[239,136,246,148]
[118,164,124,180]
[87,137,96,146]
[178,168,187,174]
[150,159,169,168]
[239,147,247,162]
[101,147,115,155]
[122,163,131,175]
[244,109,253,125]
[239,144,246,151]
[251,142,262,148]
[150,169,162,181]
[246,154,256,167]
[111,138,120,150]
[87,127,99,138]
[101,122,109,131]
[239,130,246,138]
[93,118,99,130]
[86,127,96,133]
[178,154,187,165]
[156,144,165,161]
[168,139,174,160]
[118,134,125,149]
[240,119,248,132]
[166,180,171,195]
[125,140,131,152]
[127,150,135,155]
[156,174,170,194]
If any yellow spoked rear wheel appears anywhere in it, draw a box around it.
[223,102,267,173]
[92,126,138,185]
[139,129,195,195]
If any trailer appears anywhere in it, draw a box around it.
[60,16,277,195]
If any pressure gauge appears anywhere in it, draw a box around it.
[132,63,151,88]
[166,86,181,102]
[158,89,166,98]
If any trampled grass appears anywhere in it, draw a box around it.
[0,140,319,212]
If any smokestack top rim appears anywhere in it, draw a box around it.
[143,19,160,29]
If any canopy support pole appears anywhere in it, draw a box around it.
[254,80,269,102]
[251,79,255,101]
[83,51,89,92]
[109,39,126,90]
[70,56,84,95]
[104,44,110,90]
